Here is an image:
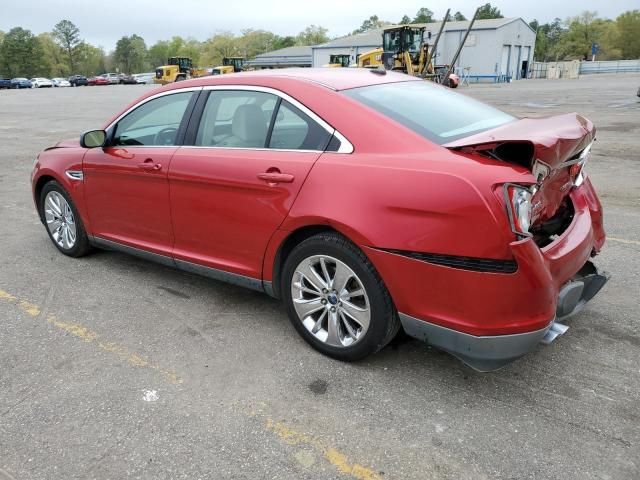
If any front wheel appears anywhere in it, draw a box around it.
[281,232,400,361]
[39,181,91,257]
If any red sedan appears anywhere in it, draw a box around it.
[87,76,110,86]
[31,69,608,371]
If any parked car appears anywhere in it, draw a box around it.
[133,73,155,84]
[52,77,71,87]
[30,78,54,88]
[30,69,608,371]
[68,75,88,87]
[11,78,32,89]
[118,74,138,85]
[88,76,110,86]
[101,73,120,84]
[0,77,11,89]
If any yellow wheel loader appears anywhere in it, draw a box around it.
[154,57,208,85]
[211,57,245,75]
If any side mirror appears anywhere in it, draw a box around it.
[80,129,107,148]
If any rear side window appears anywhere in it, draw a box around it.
[194,91,331,151]
[195,91,277,148]
[269,100,331,151]
[343,81,515,144]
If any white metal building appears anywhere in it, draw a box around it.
[311,18,536,80]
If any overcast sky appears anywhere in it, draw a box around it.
[1,0,637,51]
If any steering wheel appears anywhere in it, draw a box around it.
[154,127,178,146]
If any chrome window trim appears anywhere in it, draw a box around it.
[105,87,204,131]
[200,85,354,154]
[175,145,323,154]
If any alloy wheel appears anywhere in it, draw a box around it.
[44,191,77,250]
[291,255,371,347]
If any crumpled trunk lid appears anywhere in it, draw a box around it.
[443,113,595,225]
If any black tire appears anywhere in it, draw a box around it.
[281,232,400,361]
[39,180,92,258]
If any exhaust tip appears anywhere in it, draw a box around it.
[541,321,569,345]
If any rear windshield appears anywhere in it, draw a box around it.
[343,81,515,144]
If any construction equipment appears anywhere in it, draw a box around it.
[356,23,432,75]
[355,8,482,89]
[154,57,208,85]
[356,48,383,68]
[324,54,351,68]
[212,57,245,75]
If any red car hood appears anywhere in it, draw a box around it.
[444,113,595,225]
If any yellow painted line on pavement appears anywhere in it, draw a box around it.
[261,416,383,480]
[0,288,183,385]
[608,237,640,246]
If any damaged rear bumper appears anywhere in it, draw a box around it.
[400,260,609,372]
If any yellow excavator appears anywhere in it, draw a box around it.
[154,57,208,85]
[211,57,245,75]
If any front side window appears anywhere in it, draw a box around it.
[113,91,194,146]
[195,91,277,148]
[269,100,331,151]
[343,81,515,144]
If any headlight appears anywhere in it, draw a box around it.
[504,184,533,237]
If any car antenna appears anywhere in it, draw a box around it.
[370,66,387,75]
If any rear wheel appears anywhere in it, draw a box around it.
[39,181,91,257]
[281,232,400,361]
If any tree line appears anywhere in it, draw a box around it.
[0,21,331,78]
[0,4,638,78]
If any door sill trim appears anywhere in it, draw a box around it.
[90,236,265,293]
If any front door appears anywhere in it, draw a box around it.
[83,90,197,255]
[169,89,333,279]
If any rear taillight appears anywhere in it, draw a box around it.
[504,184,534,237]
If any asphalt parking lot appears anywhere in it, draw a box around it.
[1,74,639,480]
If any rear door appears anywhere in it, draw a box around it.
[168,87,334,279]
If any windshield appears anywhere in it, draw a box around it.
[343,81,515,144]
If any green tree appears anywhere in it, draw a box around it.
[556,11,601,60]
[239,29,277,57]
[201,32,239,66]
[353,15,389,34]
[614,10,640,58]
[272,36,296,50]
[295,25,329,45]
[453,11,467,21]
[476,3,503,20]
[400,15,411,24]
[52,19,81,73]
[76,42,106,76]
[163,36,202,65]
[38,33,66,77]
[148,40,170,69]
[114,34,147,73]
[412,7,434,23]
[0,27,46,77]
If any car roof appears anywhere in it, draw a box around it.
[185,68,420,91]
